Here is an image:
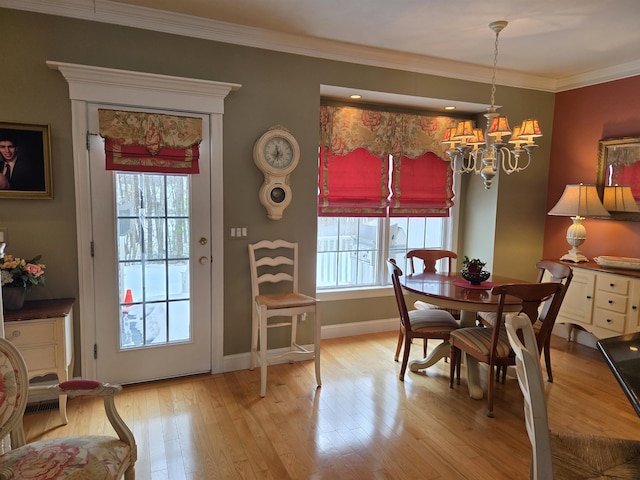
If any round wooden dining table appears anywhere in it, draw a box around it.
[401,271,525,399]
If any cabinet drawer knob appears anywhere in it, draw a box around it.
[610,283,615,287]
[587,296,592,299]
[609,300,614,304]
[633,306,638,310]
[607,319,613,323]
[11,330,21,338]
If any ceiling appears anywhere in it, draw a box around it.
[6,0,640,103]
[110,0,640,87]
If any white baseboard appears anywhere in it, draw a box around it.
[223,318,397,373]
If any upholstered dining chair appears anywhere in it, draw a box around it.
[403,249,460,357]
[505,313,640,479]
[0,337,137,479]
[388,259,459,381]
[449,282,566,417]
[248,240,321,397]
[477,260,573,382]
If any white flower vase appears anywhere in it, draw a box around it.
[2,286,26,311]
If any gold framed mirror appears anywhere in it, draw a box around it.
[596,136,640,221]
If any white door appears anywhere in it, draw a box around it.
[88,104,213,384]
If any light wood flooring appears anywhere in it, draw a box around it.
[22,331,640,479]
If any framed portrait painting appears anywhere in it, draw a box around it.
[0,122,53,199]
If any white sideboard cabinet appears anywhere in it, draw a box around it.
[3,298,75,424]
[553,262,640,340]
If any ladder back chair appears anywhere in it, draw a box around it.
[478,260,573,382]
[449,281,566,417]
[506,313,640,479]
[388,259,459,381]
[248,240,321,397]
[0,337,137,479]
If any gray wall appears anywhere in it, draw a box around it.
[0,9,554,373]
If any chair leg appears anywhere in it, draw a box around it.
[250,305,259,370]
[399,334,411,381]
[291,313,300,357]
[259,307,268,397]
[544,338,553,382]
[394,327,403,361]
[487,362,495,418]
[449,346,458,388]
[314,309,322,388]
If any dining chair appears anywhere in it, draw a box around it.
[505,312,640,479]
[449,281,566,417]
[0,336,137,479]
[248,239,321,397]
[406,249,457,275]
[388,259,459,381]
[477,260,573,382]
[404,249,460,357]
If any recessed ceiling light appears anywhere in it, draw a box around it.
[444,106,456,111]
[350,94,362,99]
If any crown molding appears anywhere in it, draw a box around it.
[555,58,640,92]
[3,0,639,93]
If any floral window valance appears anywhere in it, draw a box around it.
[319,105,456,217]
[98,109,202,174]
[319,105,454,159]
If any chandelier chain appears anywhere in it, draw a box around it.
[490,28,500,109]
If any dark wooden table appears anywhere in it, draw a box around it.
[401,272,524,399]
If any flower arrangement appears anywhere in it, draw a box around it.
[1,254,46,290]
[461,256,489,285]
[461,256,486,273]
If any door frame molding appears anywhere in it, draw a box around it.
[48,61,241,379]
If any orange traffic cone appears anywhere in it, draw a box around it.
[123,289,133,313]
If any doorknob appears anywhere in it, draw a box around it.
[199,256,209,265]
[199,237,208,245]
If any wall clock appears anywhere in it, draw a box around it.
[253,126,300,220]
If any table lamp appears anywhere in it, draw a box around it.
[603,184,640,212]
[548,183,610,262]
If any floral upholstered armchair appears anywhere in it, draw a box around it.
[0,337,137,479]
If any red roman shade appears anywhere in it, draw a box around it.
[318,147,389,217]
[390,152,453,217]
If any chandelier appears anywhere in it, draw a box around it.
[442,21,542,189]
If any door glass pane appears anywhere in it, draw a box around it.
[116,172,191,349]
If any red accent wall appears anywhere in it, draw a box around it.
[544,76,640,260]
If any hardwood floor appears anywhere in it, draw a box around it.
[22,331,640,479]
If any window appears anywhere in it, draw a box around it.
[317,105,457,290]
[317,215,449,289]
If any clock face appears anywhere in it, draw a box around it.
[264,137,294,169]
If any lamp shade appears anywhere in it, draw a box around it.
[487,115,512,138]
[603,185,640,212]
[452,120,475,141]
[548,184,610,218]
